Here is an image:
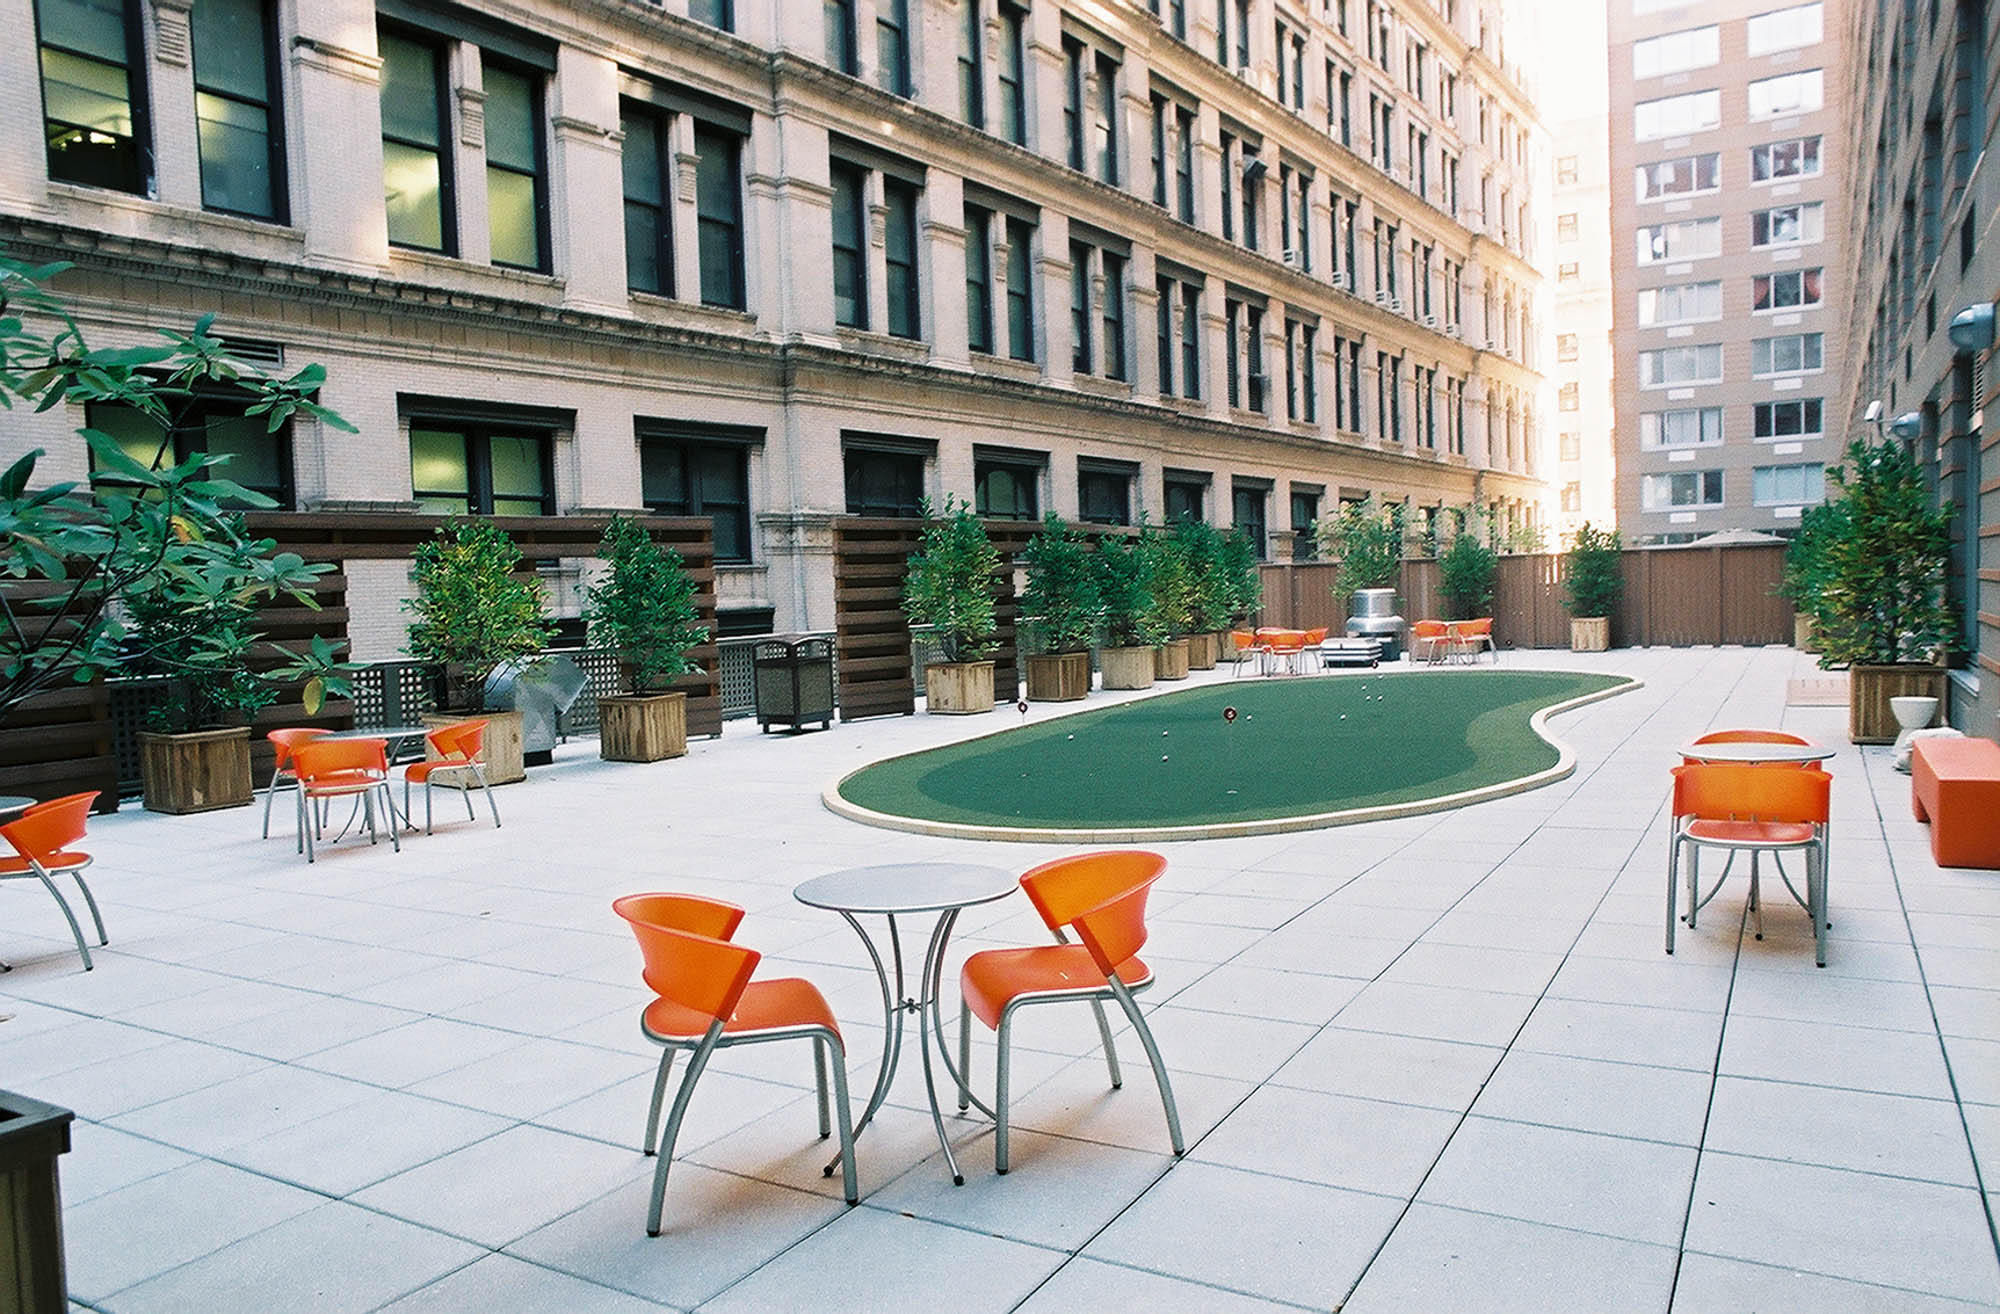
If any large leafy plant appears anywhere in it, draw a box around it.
[1320,497,1405,602]
[1564,522,1623,620]
[1780,499,1847,630]
[1220,527,1262,622]
[1093,532,1161,648]
[901,496,998,663]
[1019,513,1100,655]
[1438,532,1497,619]
[1814,438,1955,666]
[1174,519,1232,633]
[584,515,708,693]
[0,254,353,729]
[1141,521,1195,639]
[405,520,556,709]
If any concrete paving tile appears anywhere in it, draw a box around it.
[379,1255,666,1314]
[1719,1015,1954,1099]
[1157,962,1366,1025]
[103,1201,481,1314]
[1929,986,2000,1041]
[1726,967,1940,1033]
[1191,1084,1461,1197]
[1417,1116,1697,1246]
[1471,1051,1713,1145]
[58,1121,197,1206]
[1671,1254,2000,1314]
[292,1015,532,1087]
[221,1089,512,1195]
[1332,981,1539,1047]
[1008,1058,1250,1156]
[404,1035,650,1119]
[1228,925,1410,978]
[1943,1035,2000,1106]
[1380,941,1565,996]
[1342,1202,1680,1314]
[108,1062,381,1155]
[1513,996,1723,1071]
[1546,953,1734,1011]
[869,1129,1174,1249]
[1013,1257,1305,1313]
[1115,1003,1317,1082]
[352,1124,647,1248]
[1271,1027,1504,1111]
[1684,1152,2000,1304]
[25,1038,272,1121]
[1083,1160,1405,1307]
[194,993,423,1061]
[534,1066,806,1155]
[1704,1077,1978,1185]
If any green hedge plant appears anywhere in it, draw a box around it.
[1019,513,1100,654]
[1814,438,1955,666]
[584,515,708,693]
[1438,532,1497,620]
[1564,522,1624,620]
[405,520,556,710]
[902,496,999,663]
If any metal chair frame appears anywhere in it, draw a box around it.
[404,720,501,834]
[260,728,330,840]
[0,794,105,972]
[293,740,399,863]
[1667,763,1832,966]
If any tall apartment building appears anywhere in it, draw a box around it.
[1835,0,1997,731]
[1543,0,1616,544]
[1607,0,1845,544]
[2,0,1549,653]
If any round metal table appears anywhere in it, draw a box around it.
[0,796,37,820]
[794,862,1016,1185]
[1678,740,1835,765]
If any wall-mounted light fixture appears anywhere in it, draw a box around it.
[1863,399,1883,423]
[1949,302,1996,354]
[1889,411,1924,441]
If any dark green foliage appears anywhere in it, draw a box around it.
[1780,499,1847,620]
[1219,528,1262,621]
[405,520,557,708]
[1321,497,1405,602]
[902,496,999,662]
[1141,520,1194,639]
[1020,513,1100,654]
[1438,533,1497,620]
[1814,439,1955,666]
[1174,519,1231,633]
[1564,522,1623,619]
[584,515,708,692]
[1093,532,1161,648]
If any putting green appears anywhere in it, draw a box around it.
[828,669,1637,840]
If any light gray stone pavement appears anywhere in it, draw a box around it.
[5,645,1998,1312]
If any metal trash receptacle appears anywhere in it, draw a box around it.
[751,636,834,732]
[485,656,589,764]
[0,1090,74,1314]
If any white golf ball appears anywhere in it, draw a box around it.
[1162,754,1170,761]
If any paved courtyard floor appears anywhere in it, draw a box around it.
[3,645,1998,1312]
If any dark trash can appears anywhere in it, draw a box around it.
[752,636,835,732]
[1,1090,74,1314]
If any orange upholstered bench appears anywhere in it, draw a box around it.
[1912,737,2000,868]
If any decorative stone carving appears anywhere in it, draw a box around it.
[152,0,193,66]
[457,87,486,149]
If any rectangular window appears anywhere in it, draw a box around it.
[831,163,867,329]
[1638,344,1723,387]
[1290,489,1319,558]
[411,423,554,516]
[1063,38,1086,171]
[1245,304,1265,412]
[1150,96,1169,207]
[1225,299,1241,407]
[876,0,911,97]
[483,63,546,271]
[844,447,926,517]
[1240,148,1259,253]
[1751,332,1824,376]
[957,0,983,127]
[1641,469,1723,509]
[688,0,732,29]
[1636,217,1721,263]
[1101,252,1126,381]
[1640,407,1723,448]
[1750,135,1821,181]
[1752,463,1824,505]
[1632,25,1719,78]
[1637,280,1723,324]
[1078,462,1132,524]
[1556,214,1578,242]
[640,432,754,562]
[1164,474,1205,524]
[1634,89,1720,140]
[1220,131,1235,241]
[998,4,1027,145]
[1559,381,1579,410]
[88,397,293,507]
[1746,2,1822,55]
[884,178,920,340]
[1754,398,1822,439]
[1560,432,1582,461]
[621,104,673,296]
[191,0,284,220]
[1232,485,1268,558]
[1753,268,1823,311]
[1174,105,1196,221]
[965,205,993,354]
[695,124,746,309]
[1751,201,1824,247]
[1557,334,1578,362]
[1155,276,1174,395]
[1069,241,1093,374]
[1093,52,1119,184]
[1635,153,1719,201]
[1005,216,1035,362]
[974,456,1040,520]
[1748,69,1823,119]
[1180,282,1201,399]
[1556,155,1578,184]
[38,0,150,193]
[381,30,453,252]
[825,0,858,74]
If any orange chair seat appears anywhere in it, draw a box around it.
[303,769,383,792]
[1911,737,2000,868]
[960,944,1150,1030]
[643,976,842,1042]
[0,849,88,876]
[403,759,473,782]
[1685,819,1817,846]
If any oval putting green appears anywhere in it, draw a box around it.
[827,669,1639,841]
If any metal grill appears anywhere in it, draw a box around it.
[348,661,440,729]
[106,678,175,796]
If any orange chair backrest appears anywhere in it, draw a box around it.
[268,727,331,767]
[1303,627,1329,645]
[1070,880,1158,978]
[1265,630,1306,653]
[1671,763,1830,824]
[1412,619,1449,638]
[293,739,388,782]
[612,892,746,944]
[427,718,489,763]
[616,912,760,1022]
[1690,729,1810,746]
[1,792,98,860]
[1019,850,1168,935]
[1460,619,1492,637]
[1229,629,1256,653]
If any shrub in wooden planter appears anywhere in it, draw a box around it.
[1099,646,1157,690]
[139,727,252,815]
[1020,515,1099,704]
[1025,651,1091,701]
[926,660,996,714]
[903,498,1000,717]
[1186,632,1222,670]
[1154,638,1191,680]
[583,516,708,762]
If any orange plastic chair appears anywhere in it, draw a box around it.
[1410,619,1451,664]
[1261,628,1308,675]
[1300,626,1330,670]
[613,893,857,1234]
[1227,629,1260,677]
[1456,618,1496,662]
[292,738,398,862]
[955,851,1185,1174]
[261,727,331,839]
[0,793,105,971]
[403,718,500,834]
[1668,763,1832,965]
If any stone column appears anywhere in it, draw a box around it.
[145,0,201,208]
[926,170,970,365]
[549,45,625,313]
[765,112,835,342]
[1036,210,1071,380]
[289,0,389,271]
[450,43,491,267]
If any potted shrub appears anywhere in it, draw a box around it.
[584,516,709,762]
[902,497,999,714]
[1323,496,1404,618]
[1564,522,1623,652]
[1176,520,1230,670]
[1094,532,1161,690]
[1146,526,1196,680]
[1220,527,1264,625]
[1815,438,1956,743]
[1438,531,1497,622]
[1019,513,1099,701]
[1780,500,1845,653]
[404,520,556,782]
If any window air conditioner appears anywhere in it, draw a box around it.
[1282,248,1302,268]
[1333,270,1354,291]
[1421,314,1439,328]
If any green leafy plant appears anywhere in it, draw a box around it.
[0,253,354,729]
[1320,497,1405,602]
[1779,498,1848,631]
[1814,438,1956,666]
[1219,527,1263,622]
[584,515,708,693]
[901,496,999,663]
[1093,532,1161,648]
[1019,513,1100,655]
[1173,519,1232,633]
[1438,532,1498,620]
[1564,522,1624,620]
[1140,521,1195,639]
[405,520,557,710]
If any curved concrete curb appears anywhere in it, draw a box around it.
[822,672,1645,843]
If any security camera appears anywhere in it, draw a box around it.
[1862,400,1882,423]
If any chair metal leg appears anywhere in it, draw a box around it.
[647,1027,722,1237]
[460,778,475,821]
[1109,980,1183,1155]
[476,764,500,828]
[1749,852,1764,941]
[260,770,284,839]
[383,785,400,852]
[70,871,107,946]
[1087,999,1123,1090]
[1812,842,1829,968]
[302,790,316,863]
[957,997,972,1112]
[826,1033,858,1205]
[642,1045,678,1155]
[994,1011,1014,1174]
[424,780,434,835]
[34,870,92,971]
[813,1038,832,1139]
[1666,835,1680,954]
[1685,844,1700,931]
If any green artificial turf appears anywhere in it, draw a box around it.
[838,670,1630,830]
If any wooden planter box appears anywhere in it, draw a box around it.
[139,727,253,815]
[599,692,687,762]
[1100,645,1156,691]
[1186,632,1221,670]
[1155,638,1191,681]
[1570,617,1610,652]
[925,661,995,714]
[1850,664,1949,744]
[1024,652,1091,702]
[423,709,525,784]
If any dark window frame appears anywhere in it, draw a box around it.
[695,121,747,310]
[37,0,153,195]
[638,426,757,564]
[844,445,928,518]
[481,56,551,273]
[831,160,869,329]
[409,419,557,517]
[85,393,297,508]
[884,176,922,340]
[620,99,675,296]
[191,0,288,222]
[974,451,1043,520]
[380,25,457,255]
